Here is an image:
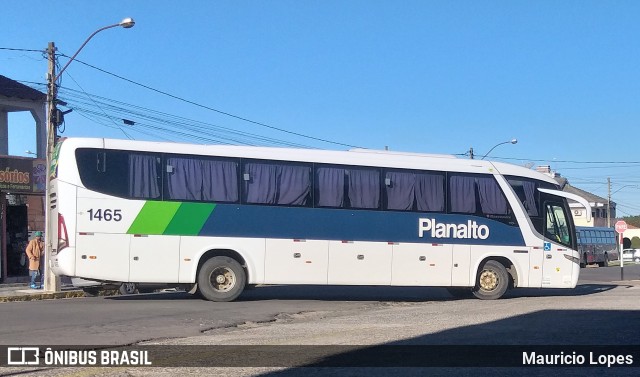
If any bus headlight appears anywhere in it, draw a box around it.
[564,254,579,264]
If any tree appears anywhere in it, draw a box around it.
[623,216,640,228]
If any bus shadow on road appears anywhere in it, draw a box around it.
[239,283,622,301]
[106,285,453,302]
[239,285,454,302]
[239,284,620,302]
[504,283,618,298]
[105,283,621,302]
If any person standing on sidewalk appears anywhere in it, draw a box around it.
[25,231,45,289]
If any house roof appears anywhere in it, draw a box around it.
[562,182,610,205]
[0,75,46,101]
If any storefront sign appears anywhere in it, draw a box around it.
[0,156,46,193]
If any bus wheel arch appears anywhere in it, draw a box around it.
[472,257,513,300]
[196,249,248,302]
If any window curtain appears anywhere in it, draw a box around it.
[277,165,311,205]
[128,154,160,199]
[167,158,239,202]
[385,171,415,210]
[476,177,508,215]
[244,163,278,204]
[167,157,203,200]
[415,173,445,212]
[202,160,238,202]
[522,181,538,216]
[348,169,380,209]
[316,167,345,207]
[449,175,476,213]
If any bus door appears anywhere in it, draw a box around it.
[541,200,574,287]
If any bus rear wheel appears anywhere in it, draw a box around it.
[197,256,245,302]
[119,282,138,295]
[472,260,509,300]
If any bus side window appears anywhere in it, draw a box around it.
[128,154,161,199]
[383,170,444,212]
[449,174,511,217]
[242,161,311,207]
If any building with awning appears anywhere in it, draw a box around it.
[0,75,47,282]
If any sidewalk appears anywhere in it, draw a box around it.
[0,279,85,302]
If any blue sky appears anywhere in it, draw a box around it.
[2,1,640,215]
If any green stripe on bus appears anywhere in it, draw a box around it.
[164,202,216,235]
[127,201,181,235]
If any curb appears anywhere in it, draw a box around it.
[0,289,119,303]
[0,290,86,302]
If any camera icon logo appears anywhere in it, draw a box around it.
[7,347,40,365]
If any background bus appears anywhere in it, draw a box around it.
[49,138,591,301]
[575,226,619,267]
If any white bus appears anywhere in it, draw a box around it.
[49,138,591,301]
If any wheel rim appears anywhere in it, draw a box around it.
[479,269,499,292]
[210,267,236,292]
[123,283,136,294]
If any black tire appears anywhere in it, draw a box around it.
[82,287,100,297]
[472,260,509,300]
[634,257,640,263]
[119,282,138,295]
[197,256,246,302]
[446,287,473,299]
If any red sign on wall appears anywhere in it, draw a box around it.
[0,156,46,193]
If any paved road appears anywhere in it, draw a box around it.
[1,265,638,346]
[1,265,639,376]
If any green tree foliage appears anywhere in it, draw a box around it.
[632,237,640,249]
[623,216,640,228]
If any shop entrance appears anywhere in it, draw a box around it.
[6,203,29,277]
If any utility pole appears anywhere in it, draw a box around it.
[44,42,61,292]
[41,19,135,292]
[607,177,611,228]
[469,147,474,159]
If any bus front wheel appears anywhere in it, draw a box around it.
[197,256,246,302]
[472,260,509,300]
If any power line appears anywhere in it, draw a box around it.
[60,54,364,149]
[491,155,640,165]
[56,86,316,148]
[0,47,44,53]
[18,81,316,148]
[64,72,134,140]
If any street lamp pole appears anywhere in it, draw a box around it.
[43,18,135,292]
[607,182,639,229]
[480,138,518,160]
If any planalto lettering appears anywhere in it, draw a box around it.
[418,218,489,240]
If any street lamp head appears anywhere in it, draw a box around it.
[119,18,135,28]
[480,138,518,160]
